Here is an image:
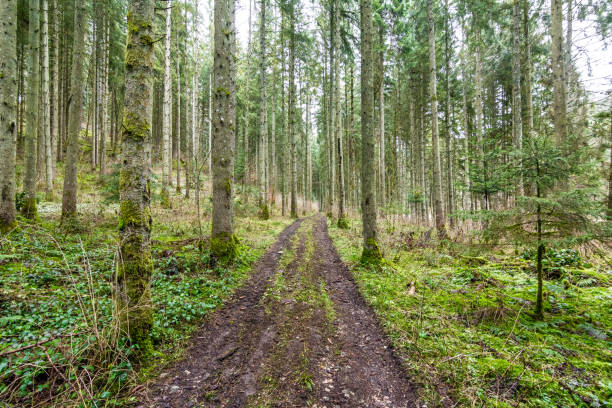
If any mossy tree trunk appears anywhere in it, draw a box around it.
[0,0,17,231]
[428,0,445,238]
[22,0,40,219]
[116,0,155,358]
[360,0,381,263]
[61,0,87,222]
[211,0,238,261]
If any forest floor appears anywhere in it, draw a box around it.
[138,215,417,408]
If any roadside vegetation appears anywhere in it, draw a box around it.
[328,217,611,408]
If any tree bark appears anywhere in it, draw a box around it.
[428,0,445,236]
[360,0,381,262]
[289,5,297,218]
[0,0,17,231]
[116,0,155,358]
[161,2,172,206]
[22,0,40,219]
[41,0,53,200]
[258,0,269,218]
[211,0,237,260]
[61,0,87,221]
[512,0,523,196]
[551,0,567,146]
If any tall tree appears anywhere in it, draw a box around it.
[211,0,238,260]
[360,0,381,263]
[61,0,87,221]
[161,1,172,207]
[258,0,269,219]
[550,0,566,146]
[116,0,155,357]
[289,0,298,218]
[42,0,52,200]
[0,0,17,231]
[22,0,40,219]
[428,0,445,236]
[512,0,523,196]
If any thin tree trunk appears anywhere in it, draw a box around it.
[0,0,18,230]
[61,0,87,221]
[161,2,172,206]
[51,0,59,179]
[258,0,269,218]
[512,0,523,196]
[42,0,52,200]
[289,6,298,218]
[428,0,445,237]
[22,0,40,219]
[176,59,181,194]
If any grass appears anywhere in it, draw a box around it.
[0,168,294,407]
[328,217,611,408]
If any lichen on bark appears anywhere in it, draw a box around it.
[115,0,155,361]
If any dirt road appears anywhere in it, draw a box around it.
[139,215,417,407]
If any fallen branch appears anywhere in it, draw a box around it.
[0,332,81,358]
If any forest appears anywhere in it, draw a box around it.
[0,0,610,405]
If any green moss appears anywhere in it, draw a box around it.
[361,237,382,265]
[337,217,349,229]
[118,200,151,231]
[211,232,239,262]
[160,188,171,208]
[259,203,270,220]
[123,112,150,140]
[225,178,232,195]
[20,196,37,220]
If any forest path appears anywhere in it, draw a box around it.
[139,215,417,408]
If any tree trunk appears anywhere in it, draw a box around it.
[0,0,17,231]
[289,7,298,218]
[460,24,471,213]
[360,0,381,262]
[161,2,172,207]
[473,23,486,211]
[51,0,59,179]
[176,59,181,194]
[211,0,237,260]
[258,0,269,218]
[116,0,155,358]
[61,0,87,221]
[551,0,566,146]
[41,0,53,200]
[377,25,385,209]
[428,0,445,237]
[523,0,534,137]
[22,0,40,219]
[512,0,523,196]
[99,14,108,177]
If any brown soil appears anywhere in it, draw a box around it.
[138,215,417,408]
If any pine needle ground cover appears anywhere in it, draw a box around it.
[328,218,611,408]
[0,192,293,406]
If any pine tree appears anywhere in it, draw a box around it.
[211,0,238,260]
[116,0,155,358]
[0,0,17,231]
[360,0,381,263]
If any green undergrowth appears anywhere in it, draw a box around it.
[328,219,611,408]
[0,206,292,406]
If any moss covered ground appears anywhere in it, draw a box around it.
[328,217,611,408]
[0,169,294,407]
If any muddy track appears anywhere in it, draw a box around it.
[139,215,416,408]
